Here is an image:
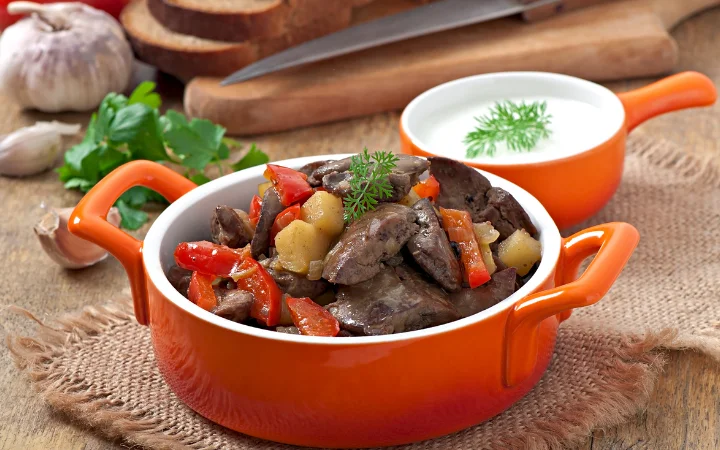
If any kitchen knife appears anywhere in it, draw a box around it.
[221,0,563,86]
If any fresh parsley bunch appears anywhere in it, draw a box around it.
[58,82,268,230]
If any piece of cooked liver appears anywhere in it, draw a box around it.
[327,264,460,335]
[261,256,330,298]
[211,289,254,323]
[167,266,192,297]
[429,157,537,239]
[476,187,538,239]
[449,268,517,318]
[429,156,492,220]
[322,203,419,285]
[210,205,254,248]
[299,160,336,186]
[250,187,283,259]
[406,198,463,292]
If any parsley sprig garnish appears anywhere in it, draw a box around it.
[464,100,552,158]
[343,148,399,222]
[58,82,268,230]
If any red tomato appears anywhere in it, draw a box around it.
[248,195,262,227]
[413,175,440,201]
[188,272,217,311]
[270,204,301,245]
[174,241,245,278]
[439,208,491,288]
[264,164,314,206]
[286,297,340,337]
[233,258,283,327]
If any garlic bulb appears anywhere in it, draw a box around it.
[0,121,80,176]
[34,206,121,269]
[0,2,134,112]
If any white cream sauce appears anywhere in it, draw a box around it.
[422,96,612,164]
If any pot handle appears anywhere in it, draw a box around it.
[68,161,197,326]
[618,71,716,133]
[503,222,639,387]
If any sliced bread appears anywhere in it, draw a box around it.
[146,0,352,42]
[121,0,352,81]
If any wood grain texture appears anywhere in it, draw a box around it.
[1,8,720,450]
[184,0,719,136]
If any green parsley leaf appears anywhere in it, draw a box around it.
[59,82,267,230]
[232,144,269,171]
[127,81,162,109]
[115,199,149,230]
[189,173,212,185]
[343,148,398,222]
[108,104,167,162]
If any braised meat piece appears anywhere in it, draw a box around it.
[211,289,254,323]
[429,157,536,238]
[406,198,462,292]
[260,257,330,298]
[449,268,517,317]
[476,188,537,239]
[167,266,192,297]
[327,265,460,336]
[315,154,430,203]
[429,156,492,220]
[250,187,283,259]
[322,203,419,285]
[210,205,254,248]
[299,160,336,186]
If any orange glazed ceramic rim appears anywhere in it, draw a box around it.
[141,154,562,345]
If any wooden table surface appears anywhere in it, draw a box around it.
[1,7,719,450]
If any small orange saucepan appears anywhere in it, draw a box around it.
[70,155,639,447]
[400,71,716,230]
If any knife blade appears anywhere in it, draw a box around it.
[221,0,558,86]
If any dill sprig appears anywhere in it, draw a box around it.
[464,100,552,158]
[343,148,399,222]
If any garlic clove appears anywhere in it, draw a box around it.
[0,121,81,177]
[34,206,121,269]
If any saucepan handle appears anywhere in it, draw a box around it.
[618,71,716,132]
[68,161,197,326]
[503,222,639,387]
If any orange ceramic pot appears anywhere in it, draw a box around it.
[69,156,639,447]
[400,71,717,230]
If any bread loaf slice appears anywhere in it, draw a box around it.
[121,0,352,81]
[147,0,352,42]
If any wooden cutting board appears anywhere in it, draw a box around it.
[184,0,720,136]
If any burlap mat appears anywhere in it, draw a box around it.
[5,136,720,450]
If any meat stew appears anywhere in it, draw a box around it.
[168,153,542,337]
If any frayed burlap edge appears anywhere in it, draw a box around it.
[5,135,720,450]
[5,297,672,450]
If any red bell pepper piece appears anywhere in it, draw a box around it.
[270,204,301,246]
[439,208,491,288]
[413,175,440,201]
[174,241,245,278]
[264,164,314,206]
[248,195,262,227]
[286,297,340,337]
[233,258,283,326]
[188,272,217,311]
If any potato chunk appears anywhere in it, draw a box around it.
[497,229,541,276]
[275,220,330,274]
[398,189,421,207]
[258,181,272,198]
[300,191,345,238]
